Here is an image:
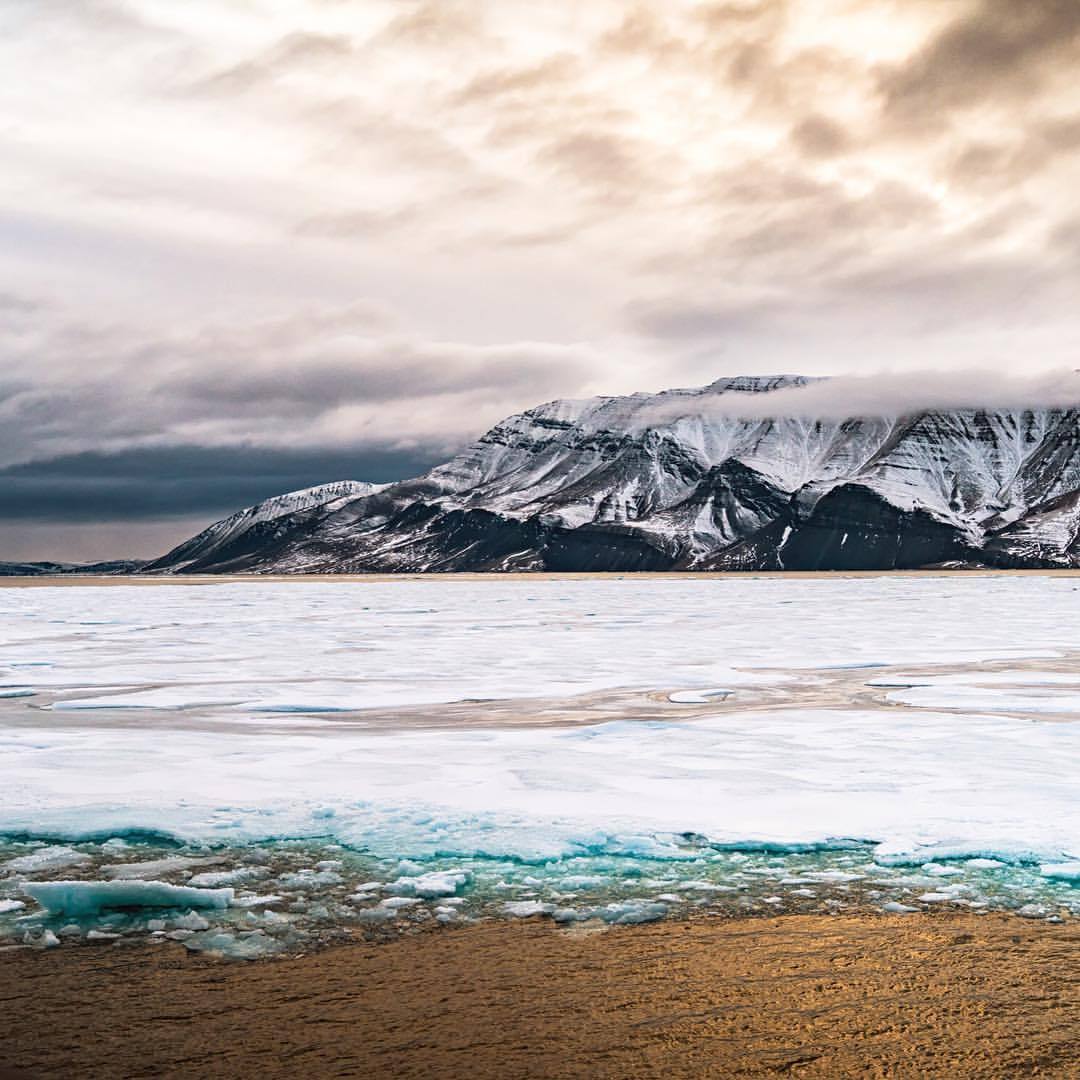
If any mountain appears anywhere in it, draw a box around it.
[147,375,1080,573]
[144,481,386,573]
[0,560,147,577]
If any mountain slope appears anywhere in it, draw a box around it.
[145,481,385,573]
[147,376,1080,573]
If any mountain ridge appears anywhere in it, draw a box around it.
[146,375,1080,574]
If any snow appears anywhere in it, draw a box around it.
[22,880,234,916]
[154,481,384,571]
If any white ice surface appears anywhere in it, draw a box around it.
[3,703,1079,865]
[882,672,1080,714]
[2,578,1080,869]
[2,577,1075,712]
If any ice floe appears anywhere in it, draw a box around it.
[23,880,234,916]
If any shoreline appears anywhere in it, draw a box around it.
[6,566,1080,586]
[3,911,1077,1078]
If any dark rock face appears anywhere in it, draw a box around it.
[778,485,976,571]
[146,376,1080,574]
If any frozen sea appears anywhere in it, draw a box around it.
[3,575,1080,956]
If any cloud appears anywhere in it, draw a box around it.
[880,0,1080,117]
[0,298,607,471]
[789,114,850,158]
[627,369,1080,429]
[0,444,442,523]
[193,30,356,96]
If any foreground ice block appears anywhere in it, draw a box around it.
[23,879,234,916]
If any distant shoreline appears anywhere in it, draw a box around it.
[6,567,1080,586]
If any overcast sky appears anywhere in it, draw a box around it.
[3,0,1080,560]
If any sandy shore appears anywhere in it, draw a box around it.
[2,913,1077,1078]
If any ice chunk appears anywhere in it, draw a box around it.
[173,911,211,931]
[551,907,585,923]
[503,900,554,917]
[103,857,214,880]
[881,901,919,913]
[183,930,281,959]
[355,908,396,924]
[1040,861,1080,882]
[385,869,470,899]
[23,880,233,916]
[230,893,283,909]
[278,870,343,889]
[1017,903,1049,919]
[593,900,668,924]
[922,863,964,877]
[667,688,733,704]
[0,899,26,914]
[187,867,267,888]
[379,896,420,911]
[5,846,90,874]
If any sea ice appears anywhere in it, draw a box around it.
[187,867,266,888]
[1040,861,1080,882]
[103,856,214,880]
[22,880,233,916]
[385,869,470,899]
[173,911,211,931]
[183,930,281,959]
[503,900,555,917]
[378,896,420,910]
[4,846,90,874]
[3,577,1080,925]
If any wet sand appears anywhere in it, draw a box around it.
[2,913,1078,1078]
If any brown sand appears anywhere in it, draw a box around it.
[2,913,1078,1078]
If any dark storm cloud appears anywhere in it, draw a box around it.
[881,0,1080,117]
[161,342,586,413]
[0,445,445,524]
[0,300,593,449]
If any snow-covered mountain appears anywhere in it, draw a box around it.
[145,481,385,573]
[148,376,1080,573]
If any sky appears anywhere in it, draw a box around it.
[2,0,1080,560]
